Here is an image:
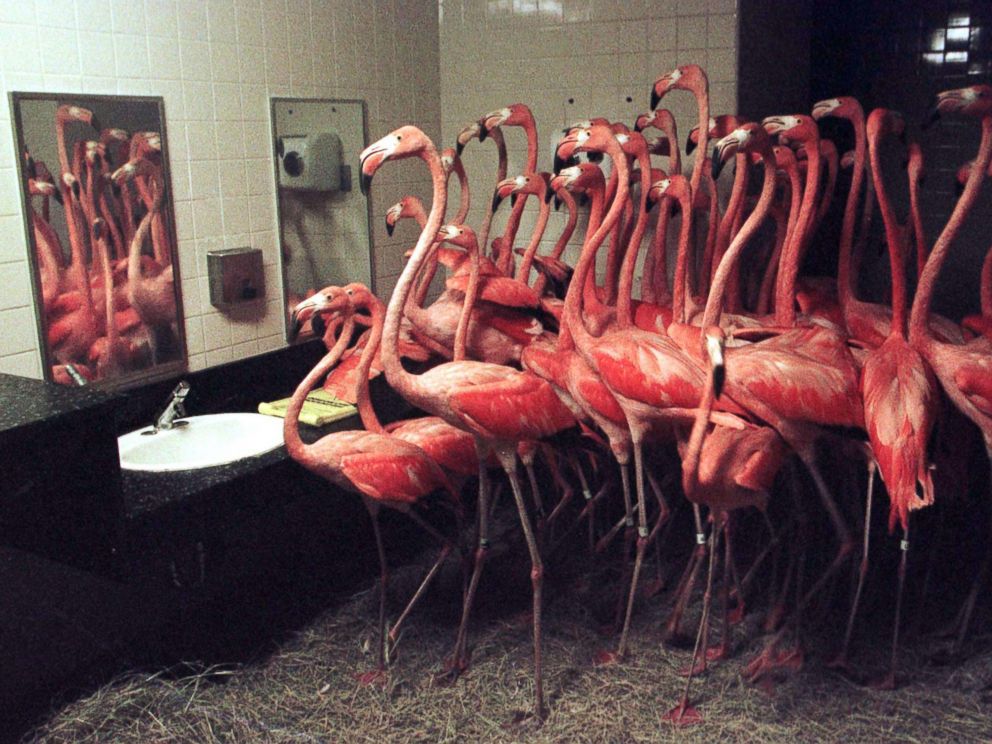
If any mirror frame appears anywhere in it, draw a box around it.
[10,91,187,389]
[269,96,377,343]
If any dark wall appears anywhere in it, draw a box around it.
[741,0,992,320]
[738,0,814,121]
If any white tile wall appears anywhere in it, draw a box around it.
[0,0,441,379]
[438,0,738,271]
[0,1,737,381]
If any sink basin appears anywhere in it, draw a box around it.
[118,413,285,472]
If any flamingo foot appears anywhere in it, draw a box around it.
[743,641,804,685]
[678,659,708,677]
[662,699,703,726]
[592,649,625,666]
[433,653,471,687]
[355,669,388,688]
[706,643,728,662]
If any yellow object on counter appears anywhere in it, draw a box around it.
[258,389,357,427]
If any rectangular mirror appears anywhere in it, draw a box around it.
[11,92,186,389]
[271,98,374,341]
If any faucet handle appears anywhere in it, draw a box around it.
[172,380,191,401]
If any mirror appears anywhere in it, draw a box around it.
[11,92,186,388]
[270,98,374,340]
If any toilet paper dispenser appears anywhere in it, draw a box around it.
[276,131,349,192]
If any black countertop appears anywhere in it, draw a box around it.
[120,412,364,519]
[0,373,119,437]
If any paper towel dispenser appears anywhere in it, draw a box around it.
[207,247,265,309]
[276,131,345,192]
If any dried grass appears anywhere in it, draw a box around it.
[23,546,992,744]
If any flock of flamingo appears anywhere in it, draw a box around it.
[22,104,180,385]
[282,64,992,726]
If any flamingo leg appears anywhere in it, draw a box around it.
[356,506,389,687]
[441,449,491,682]
[614,436,650,660]
[495,445,546,723]
[708,516,733,661]
[830,459,876,672]
[874,519,910,689]
[664,518,721,726]
[951,454,992,655]
[664,503,708,647]
[387,510,454,655]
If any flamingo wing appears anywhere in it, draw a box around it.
[339,448,452,506]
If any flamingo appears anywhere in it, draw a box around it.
[827,108,939,687]
[283,293,459,686]
[910,85,992,654]
[360,125,575,722]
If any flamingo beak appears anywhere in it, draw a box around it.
[385,219,395,237]
[491,188,504,213]
[455,140,466,157]
[686,135,697,154]
[650,86,662,111]
[712,149,727,180]
[89,114,102,133]
[360,170,374,196]
[553,194,562,210]
[52,188,64,205]
[544,186,554,205]
[289,295,324,340]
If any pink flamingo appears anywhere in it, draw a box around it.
[910,85,992,653]
[360,125,575,722]
[284,293,459,686]
[828,108,939,687]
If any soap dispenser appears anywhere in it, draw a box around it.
[207,247,266,309]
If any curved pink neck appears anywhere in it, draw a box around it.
[774,138,821,326]
[647,196,672,305]
[701,151,777,329]
[477,128,507,257]
[452,234,482,360]
[690,85,710,196]
[867,124,908,336]
[617,147,655,326]
[562,139,630,353]
[711,154,748,293]
[382,140,448,403]
[981,244,992,318]
[670,189,696,325]
[284,312,357,467]
[534,189,578,295]
[910,116,992,340]
[907,169,926,280]
[837,110,867,309]
[354,296,387,434]
[515,192,550,283]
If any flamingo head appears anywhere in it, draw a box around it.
[440,147,456,174]
[61,171,81,199]
[651,64,707,109]
[645,135,671,157]
[712,123,769,179]
[359,125,431,195]
[56,104,99,131]
[455,121,481,156]
[635,108,675,135]
[925,84,992,128]
[703,325,726,398]
[85,140,106,167]
[479,103,533,140]
[111,157,158,185]
[840,149,856,170]
[289,286,352,340]
[340,282,380,315]
[554,123,616,174]
[866,108,906,147]
[616,130,649,161]
[28,178,59,199]
[385,196,422,236]
[811,96,862,122]
[550,161,605,196]
[437,223,477,252]
[762,114,818,144]
[647,172,686,209]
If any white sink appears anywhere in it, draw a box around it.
[118,413,285,472]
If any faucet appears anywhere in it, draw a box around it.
[155,381,191,431]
